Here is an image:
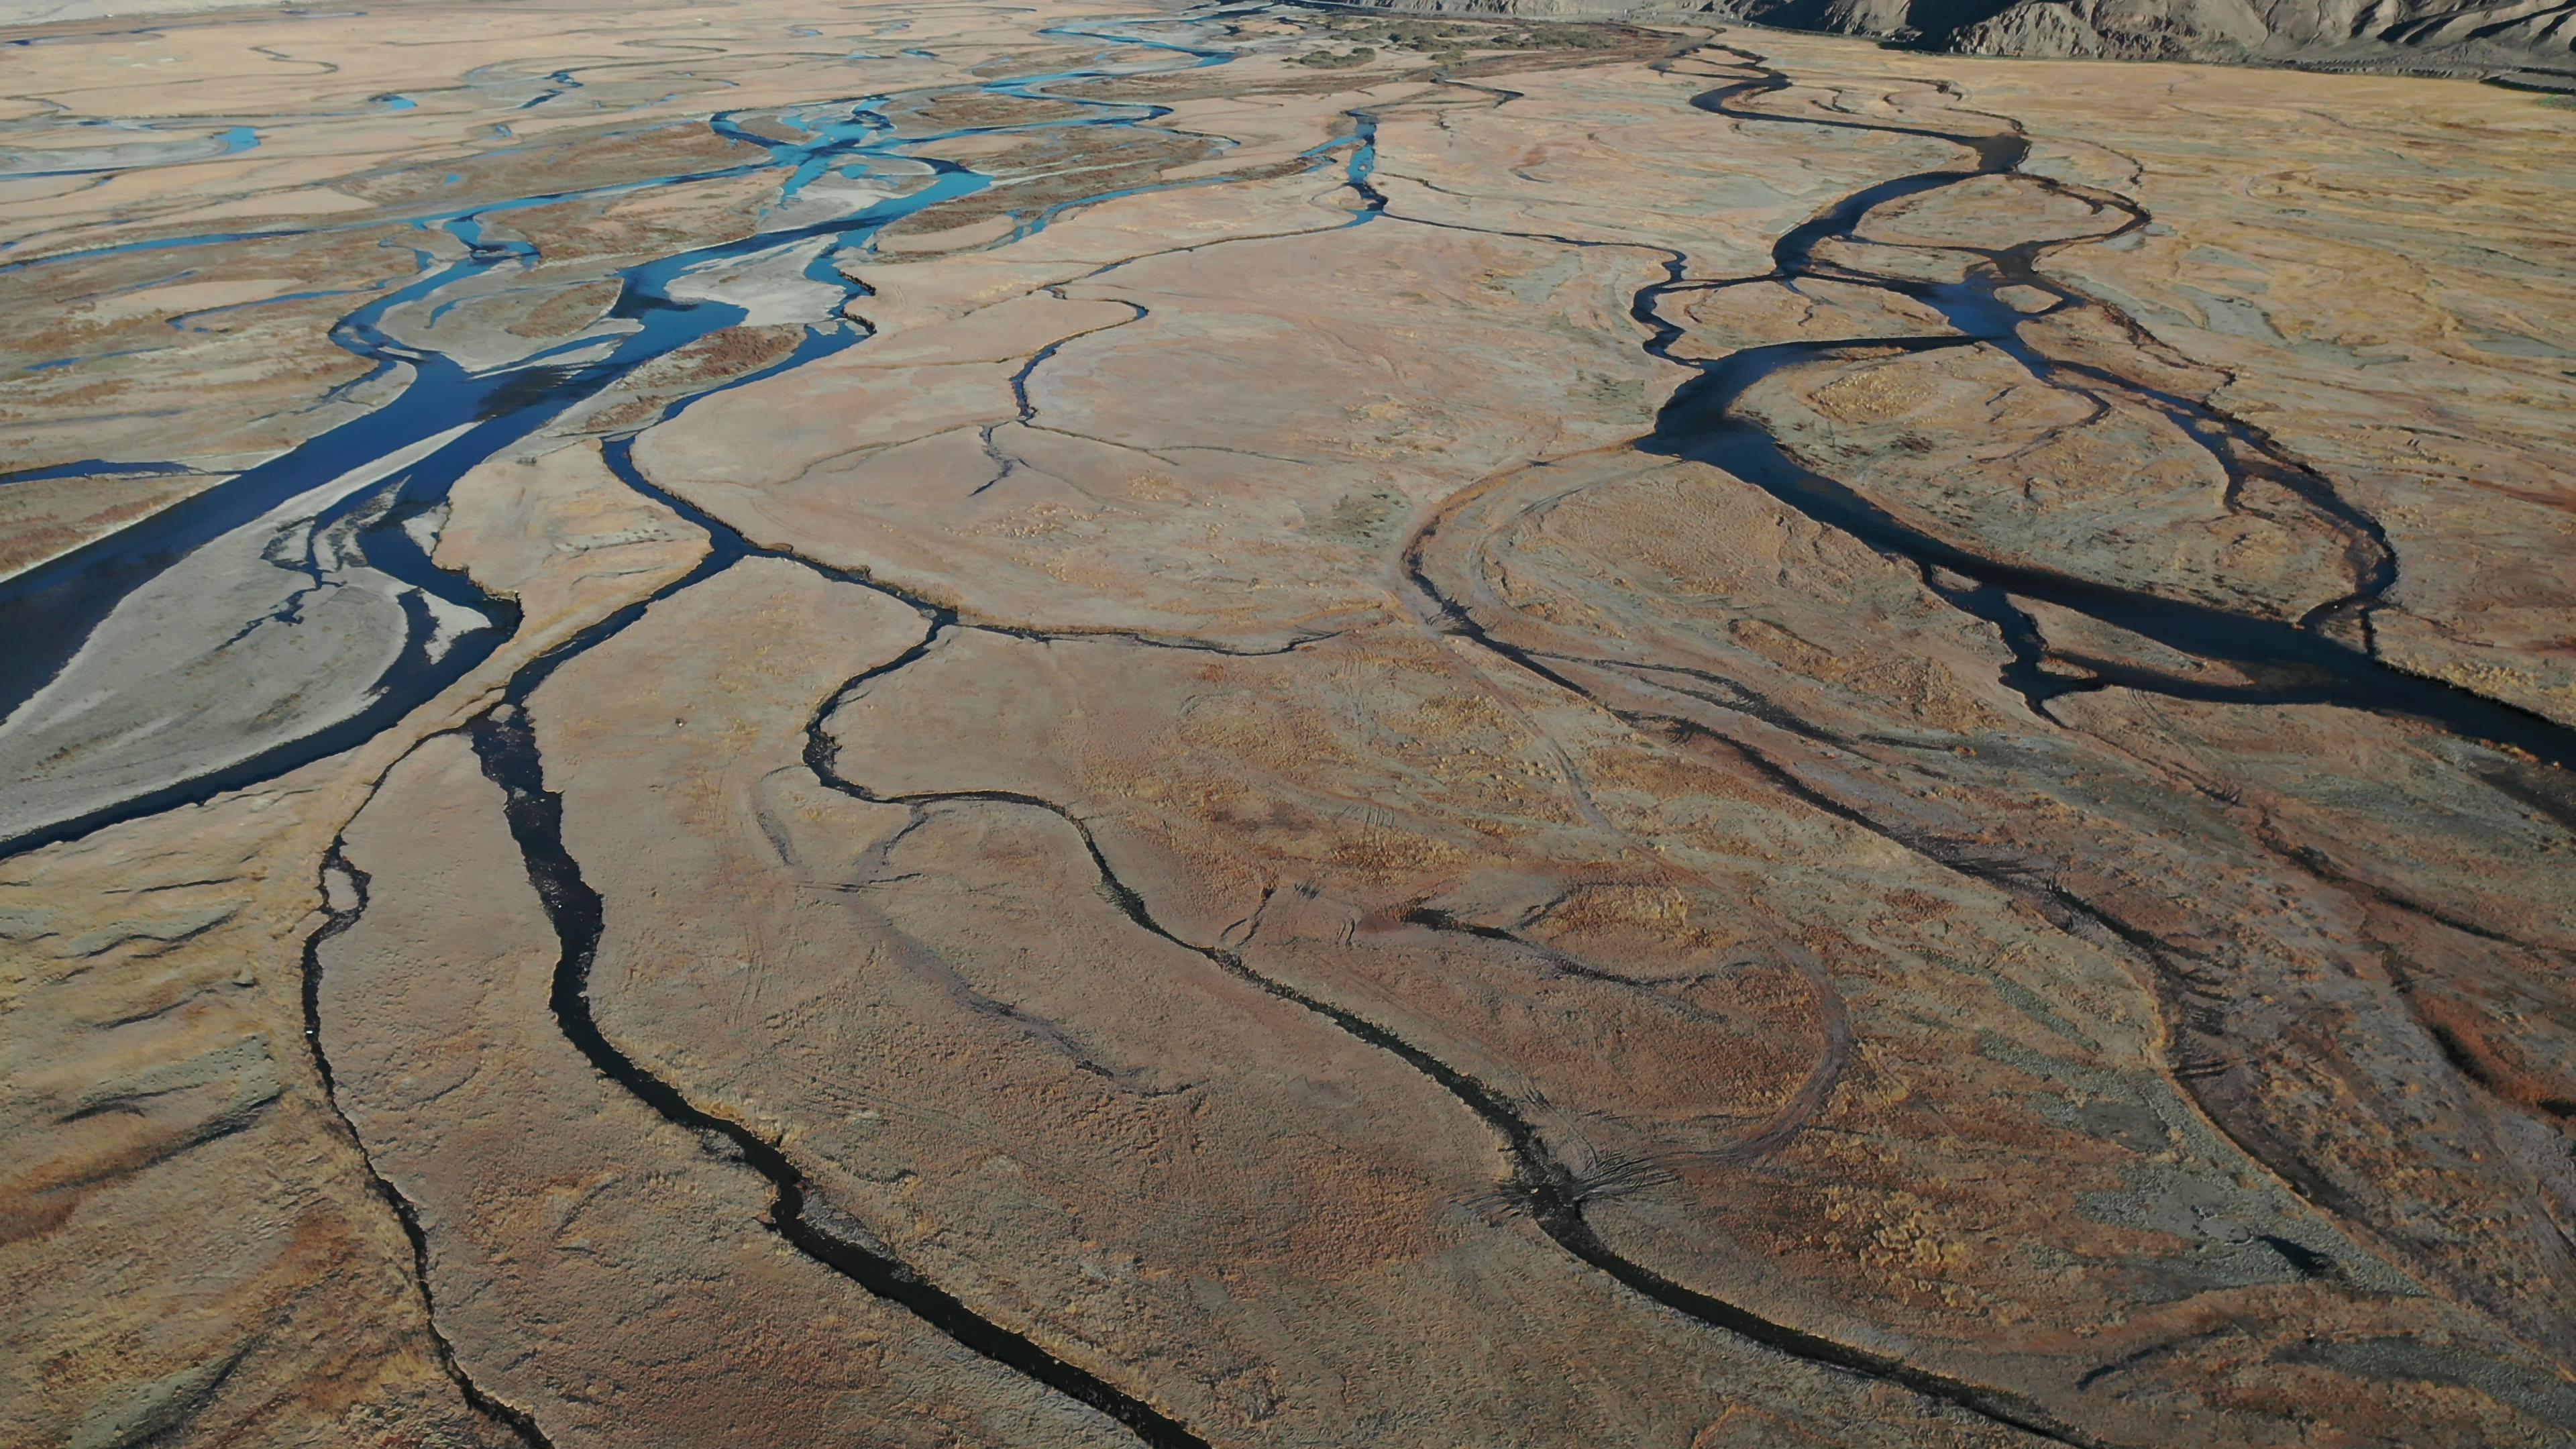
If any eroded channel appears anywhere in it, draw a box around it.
[15,7,2573,1447]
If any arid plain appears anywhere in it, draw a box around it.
[3,1,2574,1446]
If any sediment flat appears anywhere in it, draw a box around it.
[3,3,2571,1447]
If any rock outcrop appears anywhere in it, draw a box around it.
[1332,0,2576,76]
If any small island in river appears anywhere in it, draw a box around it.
[2,1,2573,1446]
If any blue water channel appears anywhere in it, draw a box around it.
[1,119,260,179]
[0,9,1374,853]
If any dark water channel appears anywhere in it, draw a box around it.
[1634,55,2576,770]
[0,11,1308,856]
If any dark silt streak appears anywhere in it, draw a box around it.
[0,7,1295,863]
[1379,36,2576,1390]
[0,458,199,488]
[61,16,1188,1444]
[297,840,557,1449]
[460,700,1208,1449]
[1393,906,1857,1169]
[1363,33,2573,1441]
[0,586,525,865]
[596,408,1341,665]
[292,15,1381,1443]
[0,142,950,731]
[1560,652,2421,1218]
[797,693,2106,1448]
[1387,528,2126,1444]
[1614,49,2576,771]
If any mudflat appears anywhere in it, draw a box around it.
[3,3,2573,1448]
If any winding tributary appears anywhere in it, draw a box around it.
[17,8,2573,1446]
[1633,50,2576,769]
[0,11,1266,857]
[294,15,2103,1445]
[1392,36,2576,1428]
[264,13,1369,1447]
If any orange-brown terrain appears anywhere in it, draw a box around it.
[2,2,2573,1447]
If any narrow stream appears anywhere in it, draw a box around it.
[1636,52,2576,770]
[1381,43,2576,1442]
[36,13,2569,1448]
[0,11,1295,857]
[269,13,1356,1448]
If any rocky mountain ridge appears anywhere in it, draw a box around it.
[1326,0,2576,79]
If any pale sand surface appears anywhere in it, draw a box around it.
[3,4,2573,1448]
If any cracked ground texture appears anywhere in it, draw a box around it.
[2,1,2573,1447]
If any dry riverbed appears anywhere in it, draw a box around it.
[3,2,2573,1447]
